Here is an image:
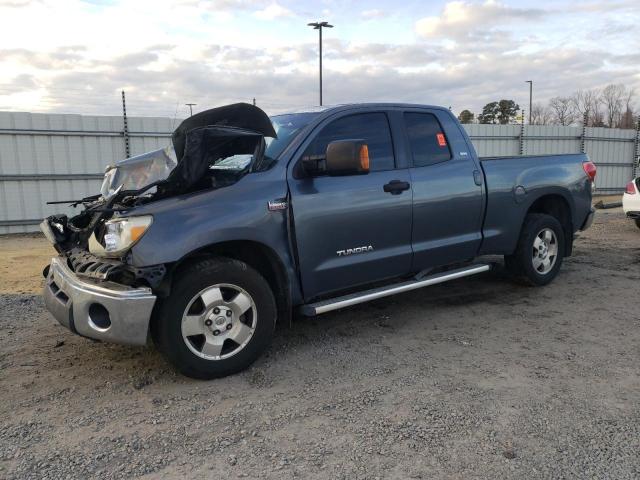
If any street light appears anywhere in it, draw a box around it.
[308,21,333,106]
[525,80,532,124]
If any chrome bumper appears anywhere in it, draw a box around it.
[43,256,157,346]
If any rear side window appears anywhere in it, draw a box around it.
[404,112,452,167]
[303,113,395,171]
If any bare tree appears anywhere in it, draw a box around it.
[601,84,626,127]
[618,87,636,129]
[571,89,602,126]
[548,96,576,125]
[530,103,553,125]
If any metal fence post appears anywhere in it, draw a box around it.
[634,115,640,178]
[580,112,587,154]
[519,111,525,155]
[121,90,130,158]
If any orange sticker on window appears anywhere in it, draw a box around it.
[436,133,447,147]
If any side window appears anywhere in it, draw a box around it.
[404,112,452,167]
[303,113,395,171]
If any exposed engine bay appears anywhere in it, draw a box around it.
[41,103,277,288]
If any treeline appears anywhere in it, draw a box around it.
[458,84,637,129]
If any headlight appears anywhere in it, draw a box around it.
[101,215,153,257]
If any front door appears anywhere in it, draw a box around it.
[288,112,413,300]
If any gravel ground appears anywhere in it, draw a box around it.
[1,208,639,479]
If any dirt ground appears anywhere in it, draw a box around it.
[0,235,56,294]
[1,207,639,479]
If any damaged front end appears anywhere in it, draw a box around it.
[41,102,277,290]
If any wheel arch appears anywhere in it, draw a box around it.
[166,240,292,327]
[523,193,574,256]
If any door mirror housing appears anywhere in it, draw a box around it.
[325,139,370,176]
[302,139,370,177]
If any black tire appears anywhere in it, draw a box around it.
[635,219,640,230]
[504,213,565,286]
[152,257,276,379]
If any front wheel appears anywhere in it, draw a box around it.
[152,257,276,379]
[505,213,565,286]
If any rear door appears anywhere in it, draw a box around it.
[403,109,484,270]
[288,111,413,300]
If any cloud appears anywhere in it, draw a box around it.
[415,0,546,41]
[184,0,268,11]
[3,38,637,118]
[0,0,638,118]
[361,9,385,19]
[0,0,32,6]
[253,2,293,20]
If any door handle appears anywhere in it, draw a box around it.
[383,180,410,194]
[473,170,483,186]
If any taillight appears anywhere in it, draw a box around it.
[582,161,597,182]
[626,181,636,195]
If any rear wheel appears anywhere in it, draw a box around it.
[152,257,276,379]
[505,213,565,286]
[635,218,640,229]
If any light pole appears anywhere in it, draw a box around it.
[525,80,532,124]
[186,103,196,116]
[307,21,333,106]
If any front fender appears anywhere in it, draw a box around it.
[129,176,287,267]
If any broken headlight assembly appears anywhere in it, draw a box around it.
[97,215,153,257]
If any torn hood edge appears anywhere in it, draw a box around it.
[171,102,277,160]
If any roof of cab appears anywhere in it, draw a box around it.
[273,103,448,117]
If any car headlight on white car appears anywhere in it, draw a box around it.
[100,215,153,257]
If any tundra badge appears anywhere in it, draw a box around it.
[336,245,373,257]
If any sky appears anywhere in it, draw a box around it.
[0,0,639,119]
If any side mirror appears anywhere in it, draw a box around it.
[325,139,370,176]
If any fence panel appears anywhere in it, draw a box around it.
[0,111,174,233]
[523,125,581,155]
[1,111,637,233]
[584,127,636,193]
[463,124,520,157]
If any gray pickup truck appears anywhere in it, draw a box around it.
[41,103,596,378]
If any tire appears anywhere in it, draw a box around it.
[152,257,276,379]
[635,219,640,230]
[504,213,565,286]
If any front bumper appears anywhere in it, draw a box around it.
[43,256,157,346]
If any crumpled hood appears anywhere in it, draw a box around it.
[101,103,277,200]
[171,102,277,160]
[41,103,279,255]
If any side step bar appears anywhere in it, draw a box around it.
[300,264,491,316]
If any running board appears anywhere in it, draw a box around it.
[300,264,491,316]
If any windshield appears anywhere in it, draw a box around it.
[265,112,319,161]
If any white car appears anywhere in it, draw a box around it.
[623,177,640,229]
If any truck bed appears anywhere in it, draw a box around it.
[478,153,592,256]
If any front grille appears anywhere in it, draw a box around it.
[64,249,166,288]
[66,249,125,281]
